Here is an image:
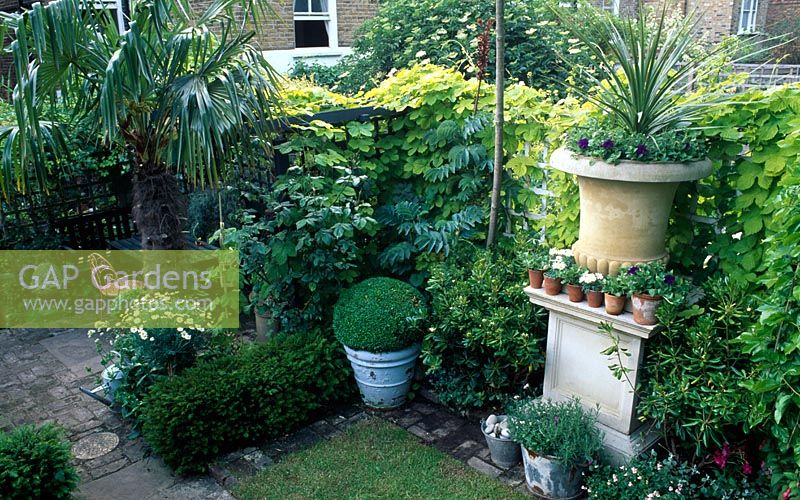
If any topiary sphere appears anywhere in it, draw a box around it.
[333,277,428,353]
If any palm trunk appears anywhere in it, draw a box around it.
[132,169,186,250]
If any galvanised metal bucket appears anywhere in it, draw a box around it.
[343,343,421,409]
[481,421,521,468]
[521,447,586,500]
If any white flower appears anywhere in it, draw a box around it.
[579,272,597,284]
[549,248,558,256]
[180,331,192,341]
[138,331,149,341]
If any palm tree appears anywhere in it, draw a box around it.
[0,0,281,249]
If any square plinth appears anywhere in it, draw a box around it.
[524,286,658,436]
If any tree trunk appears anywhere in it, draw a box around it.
[486,0,505,249]
[132,170,187,250]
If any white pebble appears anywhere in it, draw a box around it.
[500,429,511,439]
[485,414,498,426]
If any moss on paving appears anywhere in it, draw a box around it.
[235,417,526,500]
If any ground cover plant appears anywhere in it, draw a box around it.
[235,418,526,500]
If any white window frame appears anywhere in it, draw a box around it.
[738,0,759,34]
[601,0,620,15]
[86,0,127,33]
[293,0,338,49]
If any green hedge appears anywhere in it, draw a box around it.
[139,331,354,474]
[0,423,79,500]
[333,277,428,353]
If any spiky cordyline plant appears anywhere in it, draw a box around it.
[555,2,768,138]
[0,0,281,248]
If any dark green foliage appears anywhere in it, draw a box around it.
[638,276,757,460]
[187,188,241,241]
[333,277,428,353]
[139,331,354,474]
[422,244,545,412]
[0,423,79,499]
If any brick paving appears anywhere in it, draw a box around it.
[0,328,528,498]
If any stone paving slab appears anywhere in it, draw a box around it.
[40,329,103,375]
[78,458,176,500]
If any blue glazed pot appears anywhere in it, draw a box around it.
[343,343,421,409]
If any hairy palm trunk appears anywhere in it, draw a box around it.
[132,169,187,250]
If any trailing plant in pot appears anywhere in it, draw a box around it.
[508,398,603,499]
[601,273,628,316]
[621,263,688,325]
[522,246,550,289]
[547,4,755,274]
[333,277,429,409]
[579,271,605,308]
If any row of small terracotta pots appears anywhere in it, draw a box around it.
[528,270,660,325]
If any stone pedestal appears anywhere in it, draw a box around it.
[524,286,660,464]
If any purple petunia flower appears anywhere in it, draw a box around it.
[635,143,648,157]
[664,275,676,285]
[577,137,589,150]
[627,266,639,275]
[601,139,615,150]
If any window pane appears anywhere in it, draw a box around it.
[311,0,323,12]
[294,0,308,13]
[295,20,329,48]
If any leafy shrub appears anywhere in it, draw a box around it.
[422,244,545,412]
[333,277,428,353]
[140,330,354,474]
[507,398,603,468]
[341,0,593,94]
[740,184,800,493]
[0,423,79,499]
[638,276,757,460]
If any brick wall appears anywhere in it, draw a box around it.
[254,0,294,50]
[765,0,800,30]
[644,0,735,41]
[336,0,377,46]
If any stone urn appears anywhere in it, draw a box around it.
[549,148,713,275]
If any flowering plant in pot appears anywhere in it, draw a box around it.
[508,398,603,499]
[522,246,550,289]
[560,263,589,303]
[543,250,573,296]
[579,271,605,308]
[333,277,429,408]
[546,4,759,275]
[601,273,628,316]
[621,263,688,325]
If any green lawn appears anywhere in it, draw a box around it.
[236,418,526,500]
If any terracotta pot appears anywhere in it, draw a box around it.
[528,269,544,289]
[543,277,562,296]
[631,293,663,325]
[604,293,626,315]
[550,148,712,275]
[586,290,603,308]
[565,284,584,302]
